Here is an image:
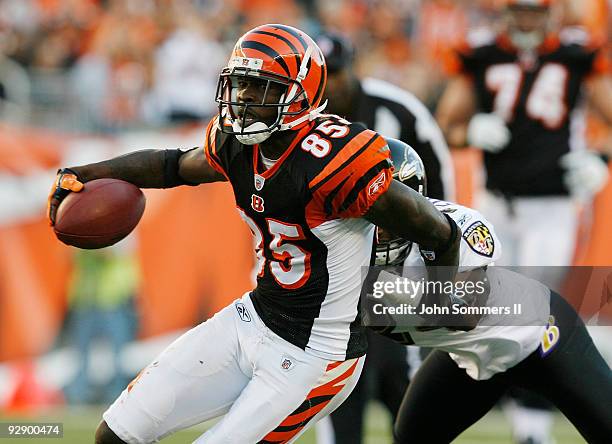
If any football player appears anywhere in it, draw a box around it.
[48,25,462,444]
[435,1,612,441]
[370,138,612,444]
[313,31,455,444]
[436,0,612,268]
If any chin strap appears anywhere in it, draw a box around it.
[231,98,328,144]
[234,121,276,145]
[279,100,328,131]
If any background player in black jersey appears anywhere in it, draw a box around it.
[48,24,464,444]
[437,0,612,269]
[436,1,612,442]
[312,31,456,444]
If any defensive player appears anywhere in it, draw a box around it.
[370,138,612,444]
[313,31,455,444]
[48,25,460,444]
[435,1,612,440]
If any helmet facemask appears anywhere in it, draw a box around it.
[216,66,309,145]
[375,231,413,266]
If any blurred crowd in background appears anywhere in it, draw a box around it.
[0,0,609,138]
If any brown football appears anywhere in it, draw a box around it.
[53,178,145,249]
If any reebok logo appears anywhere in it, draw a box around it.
[235,303,251,322]
[368,171,387,197]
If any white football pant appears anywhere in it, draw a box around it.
[103,292,364,443]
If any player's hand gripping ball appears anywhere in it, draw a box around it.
[48,171,145,249]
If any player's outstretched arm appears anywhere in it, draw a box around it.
[48,147,225,225]
[69,147,225,187]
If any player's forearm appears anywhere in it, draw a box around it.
[445,124,469,148]
[70,149,186,189]
[436,76,475,148]
[367,181,462,328]
[366,181,457,256]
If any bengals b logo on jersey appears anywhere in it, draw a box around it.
[251,194,265,212]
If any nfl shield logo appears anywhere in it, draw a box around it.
[254,174,265,191]
[281,357,294,371]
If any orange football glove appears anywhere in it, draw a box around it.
[47,168,84,226]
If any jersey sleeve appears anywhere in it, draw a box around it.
[587,46,611,78]
[443,29,494,76]
[306,129,393,225]
[558,27,611,77]
[443,45,470,76]
[202,116,229,179]
[430,199,502,270]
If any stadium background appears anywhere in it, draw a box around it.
[0,0,610,442]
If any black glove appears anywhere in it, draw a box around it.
[47,168,84,225]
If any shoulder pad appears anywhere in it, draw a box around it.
[465,28,496,50]
[558,27,591,47]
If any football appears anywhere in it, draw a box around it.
[53,178,145,249]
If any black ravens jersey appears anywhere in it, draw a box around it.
[452,31,609,196]
[204,114,392,360]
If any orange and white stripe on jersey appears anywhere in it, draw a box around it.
[306,129,392,227]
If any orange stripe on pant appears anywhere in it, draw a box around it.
[258,359,360,443]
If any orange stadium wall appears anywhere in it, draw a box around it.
[1,126,611,361]
[0,125,254,361]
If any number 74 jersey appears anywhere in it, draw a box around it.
[449,30,610,196]
[203,114,393,361]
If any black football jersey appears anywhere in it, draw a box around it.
[204,114,393,360]
[454,32,608,196]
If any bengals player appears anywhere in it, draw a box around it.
[437,0,612,267]
[48,25,461,444]
[436,1,612,443]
